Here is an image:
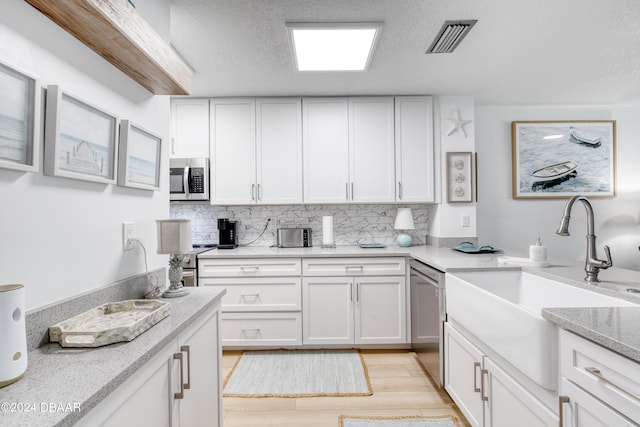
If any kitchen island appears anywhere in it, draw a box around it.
[0,286,226,427]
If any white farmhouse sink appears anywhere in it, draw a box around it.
[446,271,636,390]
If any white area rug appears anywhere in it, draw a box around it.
[223,349,372,397]
[339,415,460,427]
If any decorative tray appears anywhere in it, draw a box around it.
[357,242,387,248]
[452,241,502,254]
[49,299,170,348]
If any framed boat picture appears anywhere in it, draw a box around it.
[44,85,119,184]
[511,121,616,199]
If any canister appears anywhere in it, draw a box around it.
[0,284,27,388]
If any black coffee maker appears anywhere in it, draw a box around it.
[217,219,238,249]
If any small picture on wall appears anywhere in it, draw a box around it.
[511,121,616,199]
[446,152,473,203]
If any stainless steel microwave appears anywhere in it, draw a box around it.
[169,158,209,201]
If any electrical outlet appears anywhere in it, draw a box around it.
[461,214,470,227]
[122,222,135,251]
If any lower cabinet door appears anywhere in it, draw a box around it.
[303,277,353,345]
[559,378,638,427]
[75,341,175,427]
[444,323,484,427]
[355,276,406,344]
[484,357,557,427]
[177,307,222,427]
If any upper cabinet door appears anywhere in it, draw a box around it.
[349,97,396,203]
[170,98,210,158]
[256,98,303,204]
[395,96,435,202]
[210,99,256,205]
[302,98,350,203]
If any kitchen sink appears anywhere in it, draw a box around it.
[446,270,636,390]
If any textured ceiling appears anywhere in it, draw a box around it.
[169,0,640,105]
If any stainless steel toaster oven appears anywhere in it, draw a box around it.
[276,228,312,248]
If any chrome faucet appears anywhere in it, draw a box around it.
[556,195,612,282]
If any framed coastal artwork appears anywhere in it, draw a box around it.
[44,85,118,184]
[511,121,616,199]
[446,151,473,203]
[0,60,41,172]
[117,120,162,191]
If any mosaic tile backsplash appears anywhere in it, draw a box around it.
[170,203,432,247]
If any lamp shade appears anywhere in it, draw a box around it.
[156,219,192,254]
[394,208,415,230]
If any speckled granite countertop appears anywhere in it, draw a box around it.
[0,287,226,427]
[542,307,640,362]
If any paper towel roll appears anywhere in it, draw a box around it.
[322,216,334,245]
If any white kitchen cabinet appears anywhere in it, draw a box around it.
[394,96,435,202]
[303,97,395,203]
[170,98,210,158]
[302,97,350,203]
[444,322,557,427]
[558,329,640,426]
[256,98,303,204]
[210,98,302,205]
[349,97,395,203]
[210,98,256,204]
[76,304,222,427]
[199,258,303,347]
[302,257,406,345]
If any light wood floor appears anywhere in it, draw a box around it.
[222,349,470,427]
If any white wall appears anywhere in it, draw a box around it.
[0,1,170,310]
[475,105,640,270]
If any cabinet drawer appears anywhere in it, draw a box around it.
[200,277,301,312]
[199,258,301,277]
[222,312,302,346]
[560,329,640,423]
[560,378,637,427]
[302,257,406,276]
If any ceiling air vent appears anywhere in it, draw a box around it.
[426,20,477,54]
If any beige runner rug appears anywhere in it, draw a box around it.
[223,349,373,397]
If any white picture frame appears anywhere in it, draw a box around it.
[446,151,473,203]
[44,85,118,184]
[0,60,41,172]
[117,120,162,191]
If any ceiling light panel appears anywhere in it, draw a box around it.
[286,22,383,71]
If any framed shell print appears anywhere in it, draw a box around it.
[446,151,473,203]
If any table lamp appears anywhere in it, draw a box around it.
[394,208,415,247]
[157,219,192,298]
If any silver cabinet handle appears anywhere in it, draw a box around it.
[480,369,489,401]
[473,362,481,393]
[351,182,354,200]
[171,137,175,156]
[356,282,360,302]
[558,396,569,427]
[180,345,191,390]
[173,352,185,399]
[345,265,364,272]
[251,184,256,200]
[398,182,402,199]
[350,283,353,301]
[346,182,349,200]
[240,293,260,298]
[257,183,261,200]
[585,366,640,401]
[241,328,261,333]
[240,265,260,273]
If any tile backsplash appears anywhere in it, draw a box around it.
[170,203,432,247]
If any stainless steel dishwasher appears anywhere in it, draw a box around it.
[410,259,446,388]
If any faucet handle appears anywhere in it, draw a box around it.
[601,245,613,269]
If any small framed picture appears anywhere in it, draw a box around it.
[44,85,118,184]
[446,152,473,203]
[117,120,162,191]
[512,121,616,199]
[0,60,41,172]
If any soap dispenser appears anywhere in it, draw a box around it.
[529,237,547,263]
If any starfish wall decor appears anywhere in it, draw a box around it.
[444,108,473,137]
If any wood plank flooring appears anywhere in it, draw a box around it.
[222,349,470,427]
